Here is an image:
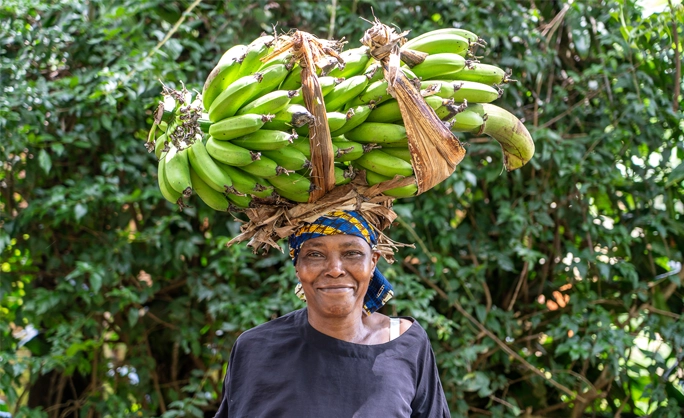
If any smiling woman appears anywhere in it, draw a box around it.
[214,210,450,417]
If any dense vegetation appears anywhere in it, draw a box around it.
[1,0,683,416]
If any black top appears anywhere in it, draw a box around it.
[214,308,450,418]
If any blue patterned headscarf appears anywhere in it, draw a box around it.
[288,210,393,315]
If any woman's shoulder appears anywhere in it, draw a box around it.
[235,308,306,345]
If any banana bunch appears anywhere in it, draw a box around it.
[148,26,534,210]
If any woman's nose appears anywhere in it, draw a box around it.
[325,254,345,277]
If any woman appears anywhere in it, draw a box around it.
[215,210,450,417]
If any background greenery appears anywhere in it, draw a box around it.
[1,0,683,416]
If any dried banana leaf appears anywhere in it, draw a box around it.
[361,19,466,194]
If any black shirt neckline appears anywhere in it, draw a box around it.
[296,308,419,359]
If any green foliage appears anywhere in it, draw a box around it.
[1,0,683,416]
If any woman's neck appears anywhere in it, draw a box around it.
[307,308,385,344]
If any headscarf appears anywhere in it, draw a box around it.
[288,210,393,315]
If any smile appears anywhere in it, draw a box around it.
[318,286,354,293]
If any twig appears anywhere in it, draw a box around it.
[126,0,203,80]
[328,0,337,40]
[541,90,599,129]
[507,258,530,311]
[145,335,167,413]
[669,0,681,112]
[420,271,585,403]
[641,303,681,319]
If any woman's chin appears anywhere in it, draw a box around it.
[312,298,357,317]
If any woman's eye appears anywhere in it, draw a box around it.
[345,251,363,257]
[306,252,323,258]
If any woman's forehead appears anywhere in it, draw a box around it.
[300,234,370,249]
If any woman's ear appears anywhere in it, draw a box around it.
[370,251,381,270]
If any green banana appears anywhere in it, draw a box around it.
[226,192,252,208]
[409,53,466,80]
[447,62,508,84]
[236,90,298,116]
[209,114,274,141]
[202,44,247,110]
[257,48,294,72]
[332,139,365,162]
[324,75,369,111]
[349,79,391,106]
[209,64,289,121]
[154,133,168,159]
[241,155,293,178]
[290,136,339,159]
[290,76,344,105]
[206,136,262,166]
[404,28,481,49]
[157,156,182,206]
[279,64,303,90]
[268,172,313,196]
[365,64,417,84]
[364,170,418,198]
[188,140,233,193]
[208,73,263,122]
[447,108,485,133]
[263,104,314,131]
[402,33,469,57]
[479,103,535,171]
[344,122,408,145]
[420,80,499,103]
[164,145,193,198]
[217,163,274,198]
[296,111,347,136]
[232,129,297,151]
[274,187,309,203]
[379,147,411,163]
[366,95,447,123]
[328,47,372,78]
[237,35,275,78]
[262,146,311,171]
[189,167,231,212]
[334,166,353,185]
[353,150,414,178]
[330,105,373,136]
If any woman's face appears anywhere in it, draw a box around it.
[296,234,380,318]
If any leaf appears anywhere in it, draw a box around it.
[89,271,102,294]
[128,307,139,327]
[38,149,52,174]
[74,203,88,222]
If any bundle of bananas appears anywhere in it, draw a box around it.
[147,27,534,211]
